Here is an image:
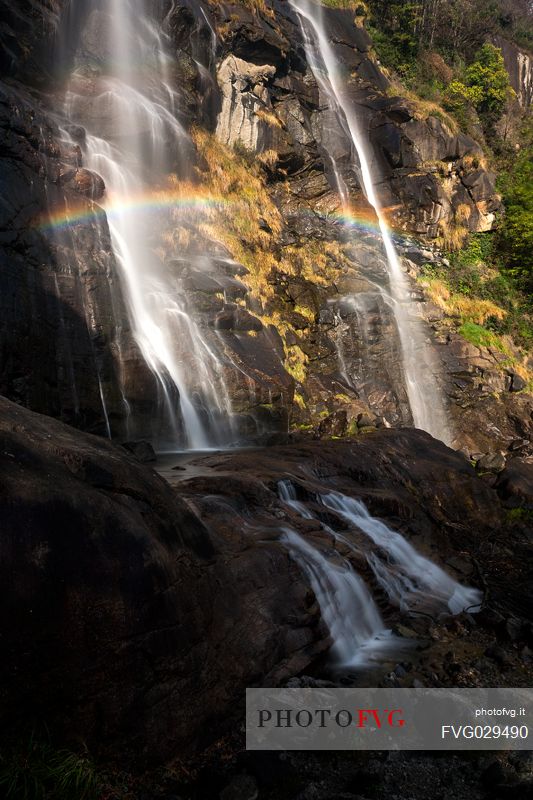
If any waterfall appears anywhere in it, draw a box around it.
[278,480,481,665]
[279,480,395,666]
[289,0,451,444]
[59,0,233,449]
[280,527,391,667]
[321,491,482,615]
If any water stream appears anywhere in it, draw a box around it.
[289,0,451,444]
[59,0,233,448]
[278,480,481,665]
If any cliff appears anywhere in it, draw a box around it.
[0,0,531,456]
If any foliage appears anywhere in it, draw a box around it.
[367,0,532,66]
[443,44,514,120]
[367,3,421,75]
[0,736,100,800]
[368,1,528,133]
[419,232,533,378]
[321,0,361,8]
[496,118,533,294]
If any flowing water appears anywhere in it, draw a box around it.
[321,491,482,616]
[280,527,395,667]
[58,0,233,448]
[289,0,451,444]
[278,480,481,665]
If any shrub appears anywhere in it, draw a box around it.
[0,737,100,800]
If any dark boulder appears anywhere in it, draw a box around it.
[496,459,533,510]
[121,440,157,463]
[462,169,497,202]
[0,395,327,764]
[509,372,527,393]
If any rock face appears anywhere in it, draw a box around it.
[216,55,277,149]
[495,35,533,107]
[0,0,530,456]
[0,80,157,437]
[210,2,501,239]
[0,395,327,763]
[0,0,65,81]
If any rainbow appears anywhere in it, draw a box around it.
[328,204,403,236]
[36,189,402,239]
[36,189,230,233]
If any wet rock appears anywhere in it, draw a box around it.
[210,305,263,332]
[122,440,157,463]
[357,412,376,428]
[0,80,153,437]
[509,372,527,393]
[496,459,533,509]
[476,452,506,473]
[69,167,105,199]
[64,123,86,142]
[0,0,67,82]
[318,410,348,438]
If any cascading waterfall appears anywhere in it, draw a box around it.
[321,491,482,615]
[280,527,391,666]
[278,480,481,665]
[279,480,390,665]
[59,0,233,449]
[289,0,451,444]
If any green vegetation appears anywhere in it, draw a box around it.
[419,232,532,379]
[458,321,509,352]
[367,3,421,75]
[367,1,528,135]
[506,507,533,523]
[443,44,514,124]
[365,5,533,371]
[496,118,533,294]
[321,0,361,8]
[0,736,100,800]
[367,0,532,67]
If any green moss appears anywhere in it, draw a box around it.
[285,344,308,384]
[458,322,508,352]
[506,507,533,523]
[294,391,307,410]
[334,393,353,404]
[346,419,359,436]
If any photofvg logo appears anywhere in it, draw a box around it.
[246,688,533,751]
[258,707,406,730]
